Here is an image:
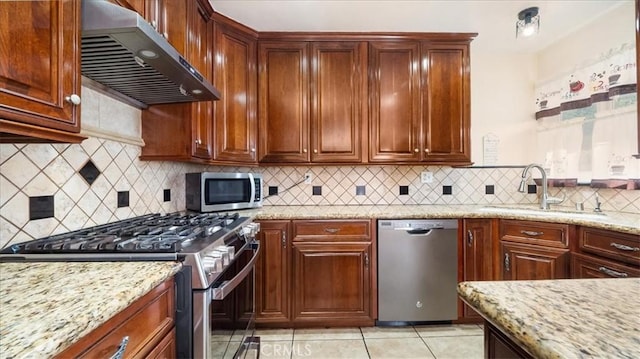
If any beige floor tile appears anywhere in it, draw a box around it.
[415,324,483,338]
[256,328,295,341]
[294,327,363,340]
[423,335,484,359]
[366,337,436,359]
[210,341,229,358]
[292,339,369,359]
[211,329,235,341]
[259,340,295,358]
[361,326,418,339]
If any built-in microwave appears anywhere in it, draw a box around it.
[185,172,263,212]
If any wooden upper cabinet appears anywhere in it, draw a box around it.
[213,20,258,163]
[140,0,213,162]
[310,42,366,163]
[110,0,146,16]
[368,41,422,162]
[187,0,213,159]
[422,43,471,163]
[0,0,85,143]
[145,0,188,54]
[258,42,310,163]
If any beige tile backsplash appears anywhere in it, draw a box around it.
[1,138,639,248]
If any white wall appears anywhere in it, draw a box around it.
[537,2,635,82]
[469,49,538,165]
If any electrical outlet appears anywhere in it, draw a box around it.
[421,171,434,184]
[304,172,313,184]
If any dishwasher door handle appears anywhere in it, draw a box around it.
[393,228,441,235]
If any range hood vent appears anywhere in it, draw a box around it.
[81,0,220,108]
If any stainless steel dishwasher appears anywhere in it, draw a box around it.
[377,219,458,325]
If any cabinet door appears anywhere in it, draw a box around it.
[146,0,188,54]
[422,43,471,163]
[368,41,422,162]
[258,42,310,163]
[291,242,372,323]
[501,241,570,280]
[0,0,84,142]
[310,42,366,163]
[256,221,291,324]
[571,253,640,279]
[187,0,213,159]
[461,219,494,320]
[214,23,258,163]
[110,0,145,16]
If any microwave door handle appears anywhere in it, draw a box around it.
[248,173,256,206]
[210,242,260,300]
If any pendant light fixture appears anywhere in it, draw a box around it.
[516,7,540,38]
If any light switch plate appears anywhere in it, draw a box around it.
[421,171,434,184]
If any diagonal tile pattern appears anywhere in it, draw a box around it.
[1,137,637,248]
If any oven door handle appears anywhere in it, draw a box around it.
[211,242,260,301]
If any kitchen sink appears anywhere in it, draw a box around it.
[478,205,608,220]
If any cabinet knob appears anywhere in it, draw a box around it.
[424,148,430,153]
[65,94,81,106]
[195,139,202,145]
[151,20,158,30]
[303,149,308,153]
[414,148,419,153]
[163,33,168,39]
[313,149,318,153]
[251,148,256,152]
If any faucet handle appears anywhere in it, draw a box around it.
[594,193,602,212]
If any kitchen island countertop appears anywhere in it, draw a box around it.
[0,261,182,358]
[457,278,640,358]
[245,204,640,235]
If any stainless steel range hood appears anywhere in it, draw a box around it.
[81,0,220,108]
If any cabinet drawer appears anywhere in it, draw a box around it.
[578,227,640,266]
[500,220,569,248]
[57,278,175,359]
[572,252,640,278]
[293,220,370,241]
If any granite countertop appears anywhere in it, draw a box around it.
[245,204,640,235]
[0,261,182,358]
[457,279,640,358]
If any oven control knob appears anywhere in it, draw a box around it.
[216,245,235,260]
[202,256,222,274]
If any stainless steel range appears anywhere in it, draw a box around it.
[0,211,261,359]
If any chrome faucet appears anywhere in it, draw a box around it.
[517,164,565,210]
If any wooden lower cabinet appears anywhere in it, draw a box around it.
[571,252,640,278]
[56,277,175,358]
[256,221,291,325]
[291,242,373,325]
[255,219,375,327]
[500,241,570,280]
[485,321,533,359]
[459,219,494,321]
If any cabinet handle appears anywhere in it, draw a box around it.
[303,148,308,153]
[324,228,339,234]
[364,252,369,267]
[414,148,419,153]
[598,266,628,278]
[610,242,640,252]
[504,253,510,272]
[282,231,286,248]
[467,230,473,247]
[65,94,81,105]
[110,336,129,359]
[195,139,202,145]
[520,230,543,237]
